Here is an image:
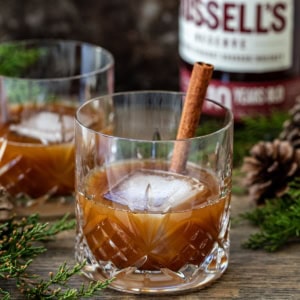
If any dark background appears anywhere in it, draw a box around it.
[0,0,180,91]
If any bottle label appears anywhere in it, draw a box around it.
[180,66,300,120]
[179,0,294,72]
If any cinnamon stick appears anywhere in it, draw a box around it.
[170,62,214,173]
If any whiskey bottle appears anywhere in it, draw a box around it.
[179,0,300,120]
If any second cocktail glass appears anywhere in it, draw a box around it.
[0,39,114,216]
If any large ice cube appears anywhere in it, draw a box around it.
[9,111,74,144]
[104,169,205,212]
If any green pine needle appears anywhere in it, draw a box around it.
[0,214,112,299]
[0,44,41,77]
[241,178,300,251]
[16,261,113,299]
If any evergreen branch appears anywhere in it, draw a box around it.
[0,214,112,298]
[0,288,10,300]
[0,44,41,77]
[241,178,300,251]
[0,214,75,278]
[16,261,113,299]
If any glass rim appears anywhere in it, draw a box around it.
[0,38,114,82]
[75,90,234,143]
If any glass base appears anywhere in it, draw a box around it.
[75,233,229,294]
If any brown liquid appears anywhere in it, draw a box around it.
[0,103,75,198]
[77,161,230,272]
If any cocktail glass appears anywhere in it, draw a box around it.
[75,91,233,293]
[0,39,114,217]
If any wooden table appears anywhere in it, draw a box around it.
[1,195,300,299]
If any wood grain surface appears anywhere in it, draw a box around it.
[1,195,300,300]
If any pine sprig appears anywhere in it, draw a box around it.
[241,178,300,251]
[16,261,113,299]
[0,214,112,299]
[0,44,41,77]
[0,214,75,278]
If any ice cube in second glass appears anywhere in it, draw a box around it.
[104,169,205,212]
[9,111,74,144]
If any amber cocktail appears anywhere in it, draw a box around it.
[0,40,114,216]
[75,91,233,293]
[0,103,76,199]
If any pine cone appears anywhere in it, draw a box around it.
[279,100,300,149]
[242,139,300,205]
